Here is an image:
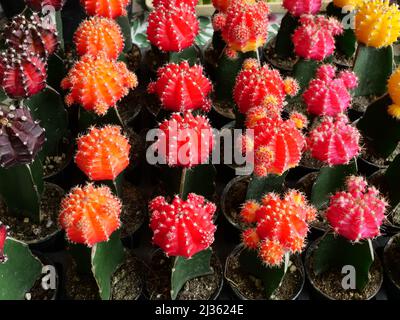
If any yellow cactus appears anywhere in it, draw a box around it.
[388,68,400,119]
[333,0,362,10]
[355,0,400,48]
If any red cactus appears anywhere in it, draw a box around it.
[74,17,124,60]
[4,13,58,58]
[61,54,138,116]
[0,50,47,99]
[212,0,231,12]
[153,0,198,8]
[283,0,322,17]
[59,184,122,247]
[303,65,358,116]
[25,0,65,11]
[244,106,306,176]
[80,0,130,18]
[307,114,360,166]
[149,193,216,258]
[241,190,316,266]
[75,125,130,181]
[234,59,299,114]
[148,61,212,113]
[147,2,199,52]
[292,15,343,61]
[155,113,214,168]
[326,176,387,241]
[0,223,8,264]
[212,0,269,54]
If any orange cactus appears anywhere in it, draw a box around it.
[61,54,138,116]
[75,125,131,181]
[80,0,130,19]
[59,184,122,247]
[74,17,124,59]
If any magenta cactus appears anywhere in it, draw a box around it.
[283,0,322,17]
[307,114,361,165]
[303,65,358,116]
[326,176,388,242]
[292,15,343,61]
[0,223,7,263]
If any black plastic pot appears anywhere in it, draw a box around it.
[383,233,400,299]
[225,244,305,300]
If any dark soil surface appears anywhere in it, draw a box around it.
[384,234,400,290]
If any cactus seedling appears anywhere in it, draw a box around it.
[326,176,387,242]
[303,64,358,116]
[75,125,130,181]
[234,59,299,114]
[307,115,361,166]
[4,13,58,58]
[61,54,138,116]
[26,0,65,11]
[74,17,124,60]
[80,0,130,18]
[283,0,322,17]
[0,50,47,99]
[147,61,213,113]
[147,2,199,52]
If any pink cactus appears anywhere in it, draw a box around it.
[326,176,388,241]
[0,223,8,263]
[283,0,322,17]
[307,114,361,165]
[303,64,358,116]
[292,15,343,61]
[149,193,217,258]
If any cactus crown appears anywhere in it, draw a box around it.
[303,64,358,116]
[212,0,269,55]
[241,190,316,266]
[4,13,58,58]
[74,17,124,60]
[0,104,45,169]
[61,54,138,116]
[0,223,8,264]
[234,59,299,114]
[59,184,122,247]
[326,176,388,241]
[26,0,65,11]
[333,0,362,9]
[355,0,400,48]
[155,112,214,168]
[147,2,199,52]
[283,0,322,17]
[75,125,130,181]
[148,61,213,113]
[307,114,361,166]
[244,106,306,176]
[292,15,343,61]
[80,0,130,18]
[149,193,217,258]
[387,67,400,119]
[0,50,47,99]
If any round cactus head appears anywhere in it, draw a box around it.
[292,15,343,61]
[326,176,388,242]
[149,193,217,258]
[61,54,138,116]
[25,0,65,11]
[244,107,306,176]
[80,0,130,18]
[147,2,199,52]
[212,0,231,12]
[355,0,400,48]
[234,60,299,114]
[241,190,316,266]
[153,0,198,7]
[75,125,130,181]
[0,104,45,169]
[59,184,122,247]
[74,17,124,60]
[303,64,358,116]
[147,61,213,113]
[0,223,9,264]
[333,0,362,9]
[0,50,47,99]
[283,0,322,17]
[307,114,361,166]
[155,113,214,168]
[212,0,269,55]
[4,13,58,58]
[387,67,400,119]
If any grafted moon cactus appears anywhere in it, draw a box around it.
[80,0,130,18]
[59,184,122,247]
[0,105,45,169]
[387,67,400,119]
[26,0,65,11]
[153,0,198,7]
[326,176,387,241]
[0,223,8,263]
[149,193,217,258]
[283,0,322,17]
[333,0,362,9]
[212,0,231,12]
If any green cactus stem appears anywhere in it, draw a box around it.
[274,13,298,59]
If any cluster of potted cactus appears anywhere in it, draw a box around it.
[1,0,400,301]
